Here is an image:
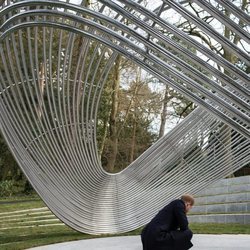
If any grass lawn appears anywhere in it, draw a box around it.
[0,196,250,250]
[0,198,44,213]
[190,223,250,234]
[0,225,89,250]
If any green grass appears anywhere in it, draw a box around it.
[0,225,96,250]
[0,224,141,250]
[190,223,250,234]
[1,223,250,250]
[0,196,250,250]
[0,196,141,249]
[0,195,44,213]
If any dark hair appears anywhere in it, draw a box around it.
[181,194,195,206]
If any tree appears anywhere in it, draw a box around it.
[178,0,249,176]
[100,63,161,172]
[105,55,121,172]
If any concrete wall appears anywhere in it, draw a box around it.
[188,175,250,224]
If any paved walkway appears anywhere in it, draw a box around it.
[28,234,250,250]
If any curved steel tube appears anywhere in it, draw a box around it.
[0,0,249,234]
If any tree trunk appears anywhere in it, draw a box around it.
[37,62,45,119]
[130,114,137,163]
[99,114,109,158]
[106,55,121,172]
[159,85,169,138]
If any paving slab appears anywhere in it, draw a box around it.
[27,234,250,250]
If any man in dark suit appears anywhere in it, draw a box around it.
[141,194,194,250]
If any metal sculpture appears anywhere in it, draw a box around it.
[0,0,249,234]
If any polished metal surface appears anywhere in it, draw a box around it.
[0,0,249,234]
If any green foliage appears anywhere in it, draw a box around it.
[0,180,15,197]
[0,180,34,197]
[234,162,250,177]
[0,133,20,181]
[0,132,34,196]
[98,70,161,172]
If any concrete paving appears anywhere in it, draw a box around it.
[28,234,250,250]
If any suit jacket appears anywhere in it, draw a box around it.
[141,199,193,250]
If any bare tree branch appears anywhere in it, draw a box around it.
[187,29,223,56]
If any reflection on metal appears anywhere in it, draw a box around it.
[0,0,249,234]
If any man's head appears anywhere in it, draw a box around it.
[181,194,194,213]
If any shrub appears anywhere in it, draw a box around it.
[0,180,15,197]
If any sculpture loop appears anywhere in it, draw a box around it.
[0,0,249,234]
